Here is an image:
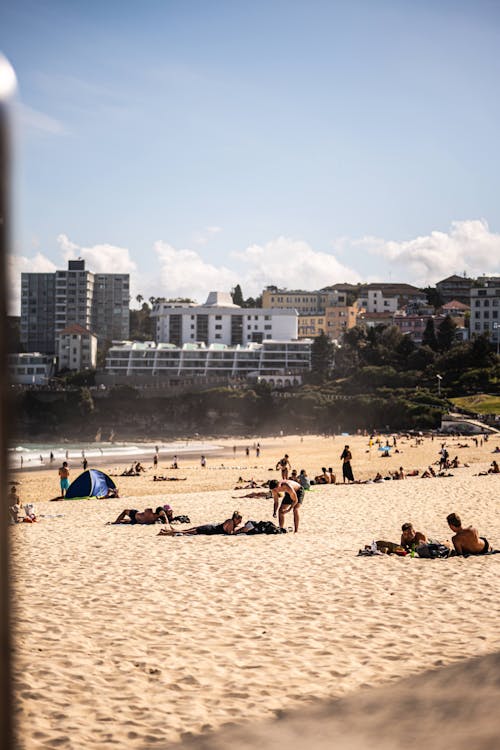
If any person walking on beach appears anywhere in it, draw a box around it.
[201,455,206,468]
[58,461,70,498]
[269,478,303,533]
[82,457,88,471]
[340,445,354,483]
[153,453,158,469]
[276,454,291,480]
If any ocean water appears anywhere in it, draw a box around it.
[9,440,223,467]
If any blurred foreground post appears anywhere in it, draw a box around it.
[0,54,16,750]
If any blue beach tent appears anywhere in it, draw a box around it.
[65,469,116,500]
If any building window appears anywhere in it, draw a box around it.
[215,324,222,330]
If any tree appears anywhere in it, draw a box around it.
[136,294,144,306]
[437,315,457,351]
[421,286,443,310]
[231,284,245,306]
[422,318,438,351]
[310,331,335,382]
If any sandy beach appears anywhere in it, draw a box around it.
[10,433,500,749]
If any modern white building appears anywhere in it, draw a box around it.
[105,339,312,379]
[151,291,298,347]
[470,281,500,344]
[56,323,98,371]
[8,353,56,386]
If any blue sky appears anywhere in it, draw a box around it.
[2,0,500,311]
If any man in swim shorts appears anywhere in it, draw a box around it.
[269,478,303,533]
[275,455,291,480]
[446,512,491,555]
[58,461,70,498]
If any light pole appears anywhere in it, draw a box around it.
[436,373,442,397]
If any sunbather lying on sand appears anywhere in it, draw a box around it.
[153,475,187,481]
[232,491,270,499]
[112,507,168,525]
[400,522,427,550]
[158,511,244,536]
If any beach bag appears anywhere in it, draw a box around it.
[416,543,450,559]
[248,520,286,535]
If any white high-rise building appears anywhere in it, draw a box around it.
[151,291,297,346]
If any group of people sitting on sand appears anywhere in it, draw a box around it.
[120,462,146,477]
[363,514,493,558]
[476,460,499,476]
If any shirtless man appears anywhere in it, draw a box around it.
[276,454,291,480]
[446,512,491,555]
[58,461,70,498]
[269,478,303,533]
[113,506,168,525]
[400,522,427,550]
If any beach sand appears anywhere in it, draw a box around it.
[10,433,500,749]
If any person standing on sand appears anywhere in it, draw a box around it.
[340,445,354,483]
[269,478,303,533]
[58,461,70,498]
[276,454,291,480]
[201,455,206,468]
[153,453,158,469]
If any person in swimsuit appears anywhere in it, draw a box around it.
[276,455,291,480]
[113,507,168,525]
[446,512,491,555]
[400,522,427,551]
[58,461,70,498]
[269,478,304,533]
[158,511,243,536]
[340,446,354,483]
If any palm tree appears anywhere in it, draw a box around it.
[136,294,144,306]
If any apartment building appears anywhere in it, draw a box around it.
[470,281,500,343]
[20,259,130,355]
[436,275,473,305]
[19,273,56,354]
[105,339,312,380]
[56,324,98,371]
[151,291,298,346]
[8,353,56,385]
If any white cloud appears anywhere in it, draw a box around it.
[8,252,57,314]
[152,235,361,302]
[154,241,237,302]
[233,236,362,294]
[57,234,137,275]
[366,220,500,285]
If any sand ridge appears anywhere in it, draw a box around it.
[10,433,500,748]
